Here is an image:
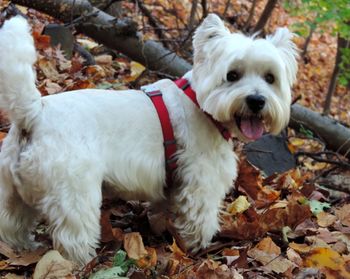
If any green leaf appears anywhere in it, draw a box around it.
[89,266,128,279]
[309,200,331,215]
[299,125,314,138]
[112,249,135,275]
[113,250,127,267]
[96,82,113,89]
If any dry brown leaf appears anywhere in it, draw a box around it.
[100,209,114,243]
[247,237,281,265]
[2,274,24,279]
[85,65,106,80]
[136,247,157,268]
[33,250,76,279]
[316,211,337,227]
[264,256,296,274]
[0,132,7,142]
[123,232,147,260]
[236,159,280,208]
[95,55,113,65]
[289,242,313,254]
[33,31,51,50]
[8,247,47,266]
[335,204,350,227]
[286,248,303,266]
[0,241,17,259]
[195,260,232,279]
[44,80,62,95]
[37,58,60,81]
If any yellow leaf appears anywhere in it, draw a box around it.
[304,160,328,171]
[289,138,306,147]
[304,247,350,278]
[125,61,145,82]
[227,195,250,215]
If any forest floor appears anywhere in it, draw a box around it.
[0,0,349,278]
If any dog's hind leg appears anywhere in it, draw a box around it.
[41,174,103,265]
[0,166,39,250]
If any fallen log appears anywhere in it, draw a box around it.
[9,0,350,159]
[11,0,191,77]
[290,104,350,158]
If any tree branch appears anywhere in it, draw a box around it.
[11,0,191,77]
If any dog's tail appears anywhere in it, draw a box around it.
[0,16,42,130]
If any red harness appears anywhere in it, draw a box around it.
[143,78,231,186]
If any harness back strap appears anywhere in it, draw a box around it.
[175,78,231,141]
[142,85,177,186]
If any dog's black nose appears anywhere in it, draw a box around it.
[246,95,266,113]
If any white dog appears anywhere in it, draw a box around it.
[0,14,298,265]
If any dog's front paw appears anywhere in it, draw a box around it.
[170,214,219,254]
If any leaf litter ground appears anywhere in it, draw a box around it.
[0,1,350,278]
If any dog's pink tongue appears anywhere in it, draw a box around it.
[240,117,264,140]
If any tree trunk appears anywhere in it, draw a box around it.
[9,0,350,158]
[252,0,277,33]
[323,36,348,115]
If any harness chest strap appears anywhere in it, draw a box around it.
[142,85,177,186]
[174,78,231,141]
[142,80,231,186]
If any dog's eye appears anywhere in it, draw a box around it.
[226,71,240,82]
[265,73,275,84]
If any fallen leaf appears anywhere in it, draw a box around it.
[0,132,6,141]
[124,61,145,82]
[136,247,157,268]
[335,204,350,227]
[77,38,99,50]
[316,211,337,227]
[95,55,113,65]
[123,232,147,260]
[8,247,47,266]
[195,260,232,279]
[309,200,331,215]
[247,237,281,265]
[287,248,303,266]
[289,242,313,254]
[33,250,76,279]
[0,241,17,259]
[227,195,250,215]
[37,58,60,81]
[89,266,128,279]
[304,247,350,278]
[264,256,296,274]
[2,274,23,279]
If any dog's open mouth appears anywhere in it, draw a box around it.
[235,115,265,140]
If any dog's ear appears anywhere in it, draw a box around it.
[267,28,299,86]
[193,14,229,63]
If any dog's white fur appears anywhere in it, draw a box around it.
[0,14,298,265]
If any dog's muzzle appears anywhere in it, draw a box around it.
[246,95,265,113]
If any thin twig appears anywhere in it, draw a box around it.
[135,0,170,48]
[188,0,198,31]
[244,0,257,31]
[201,0,207,19]
[296,151,350,169]
[223,0,231,17]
